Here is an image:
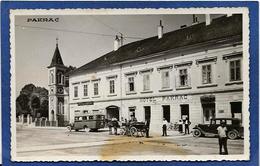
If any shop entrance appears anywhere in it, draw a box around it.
[144,106,151,121]
[162,105,170,122]
[230,102,242,120]
[201,95,215,124]
[180,104,189,121]
[202,103,215,124]
[106,105,119,120]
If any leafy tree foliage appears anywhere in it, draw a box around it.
[16,84,49,118]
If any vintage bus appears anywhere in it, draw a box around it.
[67,113,106,132]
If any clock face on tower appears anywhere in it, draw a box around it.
[57,87,64,94]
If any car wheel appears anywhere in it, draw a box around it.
[228,130,238,140]
[193,129,202,137]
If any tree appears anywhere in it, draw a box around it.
[31,95,40,118]
[16,93,30,116]
[39,100,49,117]
[16,83,49,119]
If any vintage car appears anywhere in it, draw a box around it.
[192,118,243,140]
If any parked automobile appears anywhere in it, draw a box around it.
[67,114,105,132]
[192,118,243,140]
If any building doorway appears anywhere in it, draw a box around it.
[162,105,170,122]
[180,104,189,121]
[144,106,151,121]
[201,95,215,124]
[106,105,119,120]
[230,102,242,120]
[51,110,54,121]
[202,103,215,124]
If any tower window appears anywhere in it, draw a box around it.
[57,72,64,85]
[50,71,54,84]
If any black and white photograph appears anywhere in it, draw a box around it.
[10,8,249,161]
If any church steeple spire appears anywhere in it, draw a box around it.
[48,38,64,68]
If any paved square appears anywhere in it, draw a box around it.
[16,125,244,160]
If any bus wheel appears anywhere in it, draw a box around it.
[83,126,89,132]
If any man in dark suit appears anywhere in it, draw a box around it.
[145,119,150,138]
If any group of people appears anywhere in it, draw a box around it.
[107,115,141,136]
[162,117,191,136]
[178,117,191,135]
[106,116,229,155]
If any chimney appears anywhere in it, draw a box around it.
[227,13,233,17]
[114,35,120,51]
[192,14,199,25]
[158,20,163,39]
[205,14,211,26]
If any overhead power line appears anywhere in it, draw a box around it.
[15,25,144,40]
[90,16,123,36]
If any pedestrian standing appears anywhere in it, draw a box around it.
[112,117,118,135]
[107,119,113,135]
[145,119,150,138]
[217,121,228,155]
[162,118,168,136]
[178,119,183,133]
[184,117,191,134]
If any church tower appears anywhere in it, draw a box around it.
[47,39,68,126]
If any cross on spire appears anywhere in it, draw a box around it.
[56,37,59,47]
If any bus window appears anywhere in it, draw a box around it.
[82,116,87,121]
[97,115,102,119]
[75,117,82,122]
[89,116,93,120]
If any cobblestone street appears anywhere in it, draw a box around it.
[16,125,244,160]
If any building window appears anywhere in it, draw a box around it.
[179,69,188,86]
[143,74,150,91]
[74,86,78,98]
[202,64,212,84]
[50,72,54,84]
[128,77,135,92]
[94,82,99,95]
[129,107,136,118]
[161,71,170,89]
[230,59,241,81]
[58,102,64,114]
[109,80,115,94]
[83,84,88,97]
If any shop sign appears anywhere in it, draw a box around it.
[77,101,94,106]
[162,95,188,101]
[140,95,188,103]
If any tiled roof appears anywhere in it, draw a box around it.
[69,14,242,76]
[48,45,64,68]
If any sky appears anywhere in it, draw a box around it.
[15,14,223,96]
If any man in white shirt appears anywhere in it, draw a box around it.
[162,118,168,136]
[217,121,228,155]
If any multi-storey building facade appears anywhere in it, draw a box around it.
[49,15,244,131]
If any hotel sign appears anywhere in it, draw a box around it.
[140,95,188,103]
